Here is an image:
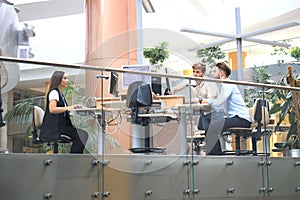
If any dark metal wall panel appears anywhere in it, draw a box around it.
[54,154,100,199]
[193,156,266,199]
[267,157,300,198]
[1,154,300,200]
[0,154,56,199]
[0,154,99,200]
[104,155,190,200]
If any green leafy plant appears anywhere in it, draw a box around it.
[244,66,274,107]
[269,81,295,136]
[290,46,300,61]
[269,73,300,149]
[270,40,291,57]
[244,65,300,150]
[196,45,226,70]
[143,41,169,69]
[271,46,289,57]
[4,101,36,124]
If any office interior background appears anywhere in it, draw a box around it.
[1,0,300,152]
[1,1,300,200]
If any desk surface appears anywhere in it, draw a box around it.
[155,95,185,99]
[69,107,121,116]
[166,103,211,112]
[138,113,178,120]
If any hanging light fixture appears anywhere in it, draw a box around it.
[142,0,155,13]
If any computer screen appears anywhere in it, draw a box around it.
[109,71,119,97]
[122,65,151,89]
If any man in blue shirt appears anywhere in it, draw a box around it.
[200,62,252,155]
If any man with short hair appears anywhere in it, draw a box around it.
[172,62,217,131]
[200,62,252,155]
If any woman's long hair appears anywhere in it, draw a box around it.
[48,71,65,93]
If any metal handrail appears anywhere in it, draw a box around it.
[1,56,300,91]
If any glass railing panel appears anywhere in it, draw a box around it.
[2,57,300,200]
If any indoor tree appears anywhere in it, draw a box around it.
[143,41,170,70]
[269,66,300,150]
[290,46,300,61]
[196,45,226,71]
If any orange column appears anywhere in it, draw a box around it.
[85,0,139,152]
[85,0,138,97]
[228,51,247,70]
[44,81,50,95]
[183,69,192,76]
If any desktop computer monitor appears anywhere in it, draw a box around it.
[109,71,119,97]
[122,65,151,90]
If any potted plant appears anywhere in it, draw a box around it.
[143,41,170,70]
[143,41,170,95]
[269,66,300,156]
[196,45,226,71]
[290,46,300,61]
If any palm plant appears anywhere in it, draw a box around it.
[4,101,37,124]
[269,66,300,149]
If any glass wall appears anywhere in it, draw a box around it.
[1,57,300,200]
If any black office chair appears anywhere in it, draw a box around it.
[126,81,166,154]
[220,99,271,155]
[32,106,72,153]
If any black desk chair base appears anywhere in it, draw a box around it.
[129,147,166,154]
[220,128,272,156]
[51,135,72,154]
[220,128,256,156]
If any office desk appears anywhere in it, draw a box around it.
[137,113,178,123]
[175,103,211,113]
[69,107,101,116]
[155,95,185,107]
[164,104,211,154]
[127,112,178,154]
[69,107,122,154]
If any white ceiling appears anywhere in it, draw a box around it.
[142,0,300,60]
[13,0,300,62]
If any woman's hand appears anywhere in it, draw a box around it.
[66,104,82,111]
[49,100,81,114]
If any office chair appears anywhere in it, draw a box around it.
[126,81,166,154]
[32,106,72,153]
[220,99,271,155]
